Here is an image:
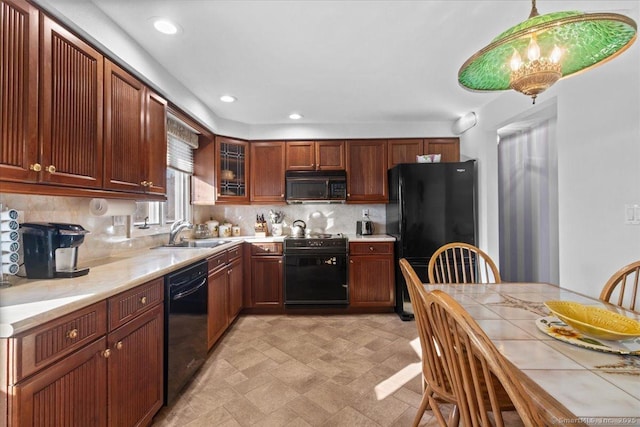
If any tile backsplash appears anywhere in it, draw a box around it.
[193,203,386,237]
[0,192,387,276]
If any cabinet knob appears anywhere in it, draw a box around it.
[228,269,232,274]
[147,181,153,187]
[140,296,147,305]
[278,260,282,264]
[29,163,42,172]
[347,193,351,197]
[66,328,79,339]
[140,181,148,187]
[115,341,123,350]
[280,194,285,197]
[45,165,56,173]
[369,246,375,251]
[350,260,354,264]
[102,349,112,359]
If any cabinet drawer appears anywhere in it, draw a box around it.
[251,242,283,256]
[208,251,228,271]
[11,301,108,383]
[108,278,164,331]
[227,243,243,261]
[349,242,393,255]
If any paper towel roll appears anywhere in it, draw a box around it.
[89,198,136,217]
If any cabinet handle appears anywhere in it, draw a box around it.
[369,246,375,251]
[29,163,42,172]
[115,341,123,350]
[45,165,56,173]
[140,296,147,305]
[66,328,79,339]
[102,349,112,359]
[140,181,148,187]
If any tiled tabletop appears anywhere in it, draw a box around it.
[425,282,640,427]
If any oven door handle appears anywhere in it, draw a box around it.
[172,277,207,301]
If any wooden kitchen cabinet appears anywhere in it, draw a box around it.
[285,140,345,170]
[216,136,250,204]
[0,0,39,183]
[248,243,283,308]
[104,59,167,195]
[388,138,460,168]
[349,242,395,307]
[250,141,286,203]
[228,256,244,322]
[11,337,109,427]
[208,252,229,349]
[40,15,104,188]
[346,139,388,203]
[107,304,163,427]
[3,279,164,427]
[424,137,460,163]
[207,244,244,349]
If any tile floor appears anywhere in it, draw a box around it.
[152,313,451,426]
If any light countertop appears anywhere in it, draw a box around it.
[0,234,395,338]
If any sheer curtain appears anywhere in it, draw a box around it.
[498,118,559,284]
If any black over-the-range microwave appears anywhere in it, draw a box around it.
[285,170,347,203]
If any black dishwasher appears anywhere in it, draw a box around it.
[164,260,208,405]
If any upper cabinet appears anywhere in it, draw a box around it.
[1,4,167,199]
[250,141,285,203]
[216,136,249,204]
[104,59,166,195]
[40,15,104,188]
[0,0,39,183]
[285,140,345,170]
[346,139,388,203]
[388,138,460,168]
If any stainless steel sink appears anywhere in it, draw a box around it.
[152,240,230,249]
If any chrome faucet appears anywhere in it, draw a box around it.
[168,219,192,245]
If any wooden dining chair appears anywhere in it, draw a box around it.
[425,290,544,427]
[399,258,459,427]
[428,242,501,284]
[599,260,640,312]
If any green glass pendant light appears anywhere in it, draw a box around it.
[458,0,637,103]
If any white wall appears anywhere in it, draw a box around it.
[461,15,640,298]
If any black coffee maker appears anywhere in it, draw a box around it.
[21,223,90,279]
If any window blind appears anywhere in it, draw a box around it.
[166,117,198,174]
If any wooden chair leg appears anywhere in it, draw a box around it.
[412,390,431,427]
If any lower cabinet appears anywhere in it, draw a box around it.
[248,243,283,308]
[5,278,164,427]
[349,242,395,307]
[107,304,164,427]
[12,337,108,426]
[208,263,228,349]
[207,244,244,350]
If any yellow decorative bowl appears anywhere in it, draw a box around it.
[544,301,640,341]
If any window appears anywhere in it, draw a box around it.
[134,117,198,228]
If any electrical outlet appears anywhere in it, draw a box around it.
[362,209,369,217]
[624,204,640,225]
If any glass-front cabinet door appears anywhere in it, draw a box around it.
[215,136,249,203]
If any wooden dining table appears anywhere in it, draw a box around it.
[424,282,640,427]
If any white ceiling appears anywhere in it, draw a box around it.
[50,1,638,126]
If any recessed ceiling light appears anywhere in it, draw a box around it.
[153,19,179,35]
[289,113,303,120]
[220,95,237,103]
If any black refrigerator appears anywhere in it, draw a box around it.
[386,160,477,320]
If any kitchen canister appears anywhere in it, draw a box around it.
[232,225,241,236]
[206,220,219,237]
[219,224,232,237]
